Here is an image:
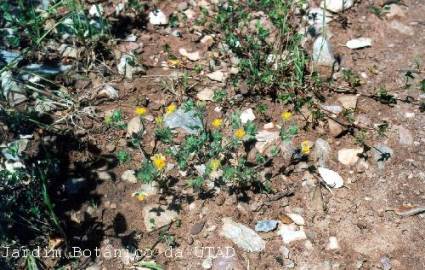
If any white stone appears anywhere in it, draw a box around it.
[121,170,137,183]
[277,225,307,244]
[240,108,256,124]
[98,84,118,99]
[321,0,354,13]
[326,236,340,250]
[206,70,226,82]
[149,9,168,25]
[346,38,372,49]
[313,36,335,66]
[286,213,305,226]
[318,167,344,188]
[179,48,201,61]
[321,104,343,114]
[127,116,143,137]
[337,148,363,166]
[220,218,266,252]
[196,88,214,101]
[89,4,103,17]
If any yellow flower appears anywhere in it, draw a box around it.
[155,116,164,125]
[209,159,221,171]
[234,128,246,140]
[135,107,148,116]
[212,118,223,128]
[301,140,311,155]
[133,192,146,202]
[166,103,177,114]
[151,153,167,171]
[281,111,293,121]
[168,59,181,67]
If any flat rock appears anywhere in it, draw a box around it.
[321,0,354,13]
[337,95,358,109]
[143,204,178,232]
[255,129,279,154]
[255,220,278,232]
[346,38,372,49]
[179,48,201,61]
[337,148,363,166]
[206,70,226,82]
[164,108,203,134]
[220,218,266,252]
[197,88,214,101]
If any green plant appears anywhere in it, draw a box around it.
[342,69,361,87]
[116,150,130,164]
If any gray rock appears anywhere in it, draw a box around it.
[372,144,393,169]
[312,138,331,167]
[191,221,205,235]
[313,36,335,66]
[143,204,178,232]
[164,107,203,134]
[255,220,278,232]
[127,116,143,137]
[220,218,266,252]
